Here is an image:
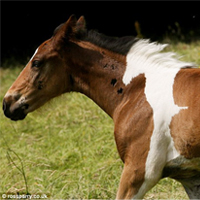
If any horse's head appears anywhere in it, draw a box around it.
[3,15,86,120]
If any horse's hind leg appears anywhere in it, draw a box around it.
[179,176,200,199]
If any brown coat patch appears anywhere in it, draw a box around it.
[171,68,200,158]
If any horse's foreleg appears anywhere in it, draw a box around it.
[116,162,162,199]
[116,163,151,199]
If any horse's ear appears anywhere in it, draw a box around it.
[77,16,86,30]
[53,15,86,44]
[64,14,78,37]
[63,15,86,39]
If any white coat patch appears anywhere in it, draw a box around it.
[122,40,194,198]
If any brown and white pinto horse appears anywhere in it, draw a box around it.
[3,15,200,199]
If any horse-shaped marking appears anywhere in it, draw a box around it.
[3,15,200,199]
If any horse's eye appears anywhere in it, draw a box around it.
[32,60,41,68]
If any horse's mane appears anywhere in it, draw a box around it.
[84,30,195,69]
[53,23,137,55]
[82,30,138,55]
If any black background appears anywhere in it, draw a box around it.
[1,1,200,64]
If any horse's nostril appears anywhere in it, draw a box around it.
[14,93,22,101]
[22,104,29,110]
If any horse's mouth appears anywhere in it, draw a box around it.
[3,99,28,121]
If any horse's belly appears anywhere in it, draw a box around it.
[162,156,200,179]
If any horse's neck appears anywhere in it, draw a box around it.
[69,41,126,118]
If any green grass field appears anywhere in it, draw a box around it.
[0,41,200,199]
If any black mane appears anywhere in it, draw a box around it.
[82,30,138,55]
[53,23,137,55]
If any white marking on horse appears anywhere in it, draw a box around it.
[30,48,39,61]
[4,48,39,101]
[122,40,193,198]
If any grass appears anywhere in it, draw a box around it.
[0,41,200,199]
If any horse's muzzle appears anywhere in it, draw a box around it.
[3,98,29,121]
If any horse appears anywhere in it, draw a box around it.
[3,15,200,199]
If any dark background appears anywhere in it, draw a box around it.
[1,1,200,65]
